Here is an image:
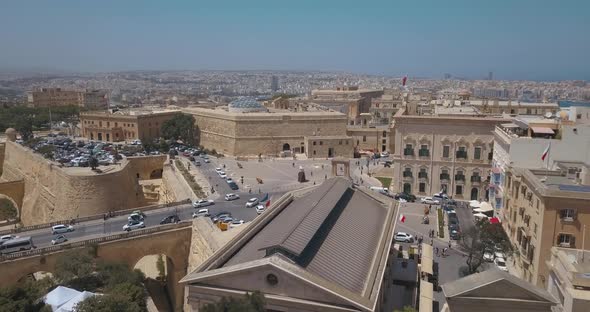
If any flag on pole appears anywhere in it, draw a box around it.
[266,200,271,208]
[399,214,406,223]
[541,142,551,161]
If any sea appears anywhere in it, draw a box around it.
[558,100,590,108]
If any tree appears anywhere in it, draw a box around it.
[54,250,94,283]
[89,156,99,170]
[156,255,166,281]
[201,291,265,312]
[458,220,513,275]
[0,279,53,312]
[74,294,141,312]
[161,114,196,145]
[95,262,144,289]
[107,283,146,311]
[14,114,34,141]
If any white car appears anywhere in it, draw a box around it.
[380,151,390,158]
[420,197,440,205]
[0,235,17,243]
[245,198,260,208]
[229,220,245,228]
[218,173,227,179]
[123,220,145,231]
[192,208,210,218]
[494,257,508,271]
[51,235,68,245]
[256,204,266,215]
[215,167,223,172]
[394,232,414,243]
[192,199,214,208]
[224,193,240,201]
[204,159,210,163]
[494,251,506,260]
[128,212,145,221]
[226,178,234,183]
[483,251,495,262]
[52,224,74,235]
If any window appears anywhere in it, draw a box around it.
[339,140,342,145]
[346,140,349,145]
[419,183,426,193]
[456,185,463,195]
[382,139,387,144]
[107,122,110,127]
[558,233,574,247]
[560,209,575,221]
[456,146,468,159]
[474,147,482,160]
[313,141,316,146]
[313,150,316,155]
[383,131,387,136]
[363,136,367,142]
[455,170,465,181]
[115,122,118,127]
[443,145,450,158]
[404,144,414,156]
[403,168,413,178]
[418,168,427,179]
[319,141,323,146]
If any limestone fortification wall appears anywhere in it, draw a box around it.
[0,142,165,225]
[0,143,5,177]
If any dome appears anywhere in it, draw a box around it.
[5,128,17,142]
[228,98,267,113]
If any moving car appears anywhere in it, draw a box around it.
[494,257,508,271]
[192,208,210,218]
[395,192,416,202]
[420,197,440,205]
[228,181,239,190]
[224,193,240,201]
[128,212,145,222]
[256,204,266,215]
[245,198,260,208]
[229,220,245,228]
[0,235,16,243]
[0,236,33,254]
[123,220,145,231]
[394,232,414,243]
[192,199,214,208]
[433,192,449,202]
[51,235,68,245]
[160,215,180,224]
[52,224,74,235]
[449,229,461,240]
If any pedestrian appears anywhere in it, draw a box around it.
[448,241,452,249]
[429,204,432,212]
[292,162,295,167]
[325,174,327,180]
[443,247,448,257]
[321,164,324,170]
[430,239,434,246]
[310,171,313,177]
[435,247,439,256]
[249,188,252,194]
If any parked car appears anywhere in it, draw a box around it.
[448,221,460,232]
[228,181,239,190]
[210,212,231,223]
[215,167,223,173]
[224,193,240,201]
[245,198,260,208]
[160,215,180,224]
[420,197,440,205]
[449,230,461,240]
[394,232,414,243]
[395,192,416,202]
[483,251,495,262]
[256,204,266,215]
[193,160,201,166]
[192,208,210,218]
[229,220,245,228]
[123,220,145,231]
[494,257,508,271]
[51,235,68,245]
[226,178,234,183]
[218,172,227,179]
[52,224,74,235]
[433,192,449,202]
[380,151,390,158]
[193,199,214,208]
[204,159,210,163]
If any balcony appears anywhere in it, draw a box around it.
[418,149,430,157]
[455,174,465,182]
[440,173,450,181]
[471,176,482,183]
[418,172,428,179]
[403,148,414,156]
[403,171,413,178]
[456,151,468,159]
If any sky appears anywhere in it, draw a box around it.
[1,0,589,81]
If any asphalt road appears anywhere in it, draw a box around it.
[9,156,286,251]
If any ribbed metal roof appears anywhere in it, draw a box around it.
[222,177,388,294]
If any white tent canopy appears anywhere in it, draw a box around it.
[469,200,482,208]
[473,202,493,213]
[44,286,98,312]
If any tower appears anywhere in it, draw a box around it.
[271,75,279,92]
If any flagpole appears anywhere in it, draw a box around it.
[544,141,551,181]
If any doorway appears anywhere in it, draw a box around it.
[328,147,334,158]
[282,143,290,151]
[403,183,412,194]
[471,187,479,200]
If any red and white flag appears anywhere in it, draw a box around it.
[399,214,406,223]
[541,142,550,161]
[266,200,271,208]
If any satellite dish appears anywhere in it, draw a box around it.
[544,112,553,119]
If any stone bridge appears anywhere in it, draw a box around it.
[0,224,191,311]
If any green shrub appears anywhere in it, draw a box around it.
[437,208,445,238]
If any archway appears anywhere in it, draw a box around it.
[403,183,412,194]
[150,169,163,179]
[0,195,19,221]
[471,187,479,200]
[134,254,174,312]
[282,143,291,151]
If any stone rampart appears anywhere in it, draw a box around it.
[0,142,165,225]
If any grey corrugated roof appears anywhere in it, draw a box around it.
[222,177,388,295]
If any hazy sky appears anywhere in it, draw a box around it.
[1,0,588,80]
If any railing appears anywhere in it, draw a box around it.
[403,171,413,178]
[0,199,191,236]
[403,148,414,156]
[471,176,482,183]
[418,149,430,157]
[456,151,468,159]
[455,174,465,181]
[418,172,428,179]
[0,222,191,262]
[440,173,450,181]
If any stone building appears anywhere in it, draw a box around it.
[181,177,397,312]
[310,86,384,124]
[183,107,353,158]
[347,124,392,154]
[501,164,590,288]
[546,247,590,312]
[392,108,506,199]
[80,110,179,142]
[27,88,109,109]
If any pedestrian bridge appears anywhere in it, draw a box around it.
[0,222,191,312]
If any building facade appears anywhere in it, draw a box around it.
[502,165,590,287]
[80,110,178,142]
[546,247,590,312]
[392,110,505,199]
[27,88,109,109]
[183,107,353,158]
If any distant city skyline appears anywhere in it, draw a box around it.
[1,0,589,81]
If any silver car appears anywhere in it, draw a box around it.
[52,224,74,235]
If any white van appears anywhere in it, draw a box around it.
[369,186,392,197]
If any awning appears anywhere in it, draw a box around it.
[490,217,500,224]
[531,127,555,135]
[421,243,433,259]
[474,202,494,213]
[474,213,489,219]
[469,200,482,208]
[419,281,434,312]
[421,255,433,275]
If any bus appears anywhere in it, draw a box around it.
[0,236,34,254]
